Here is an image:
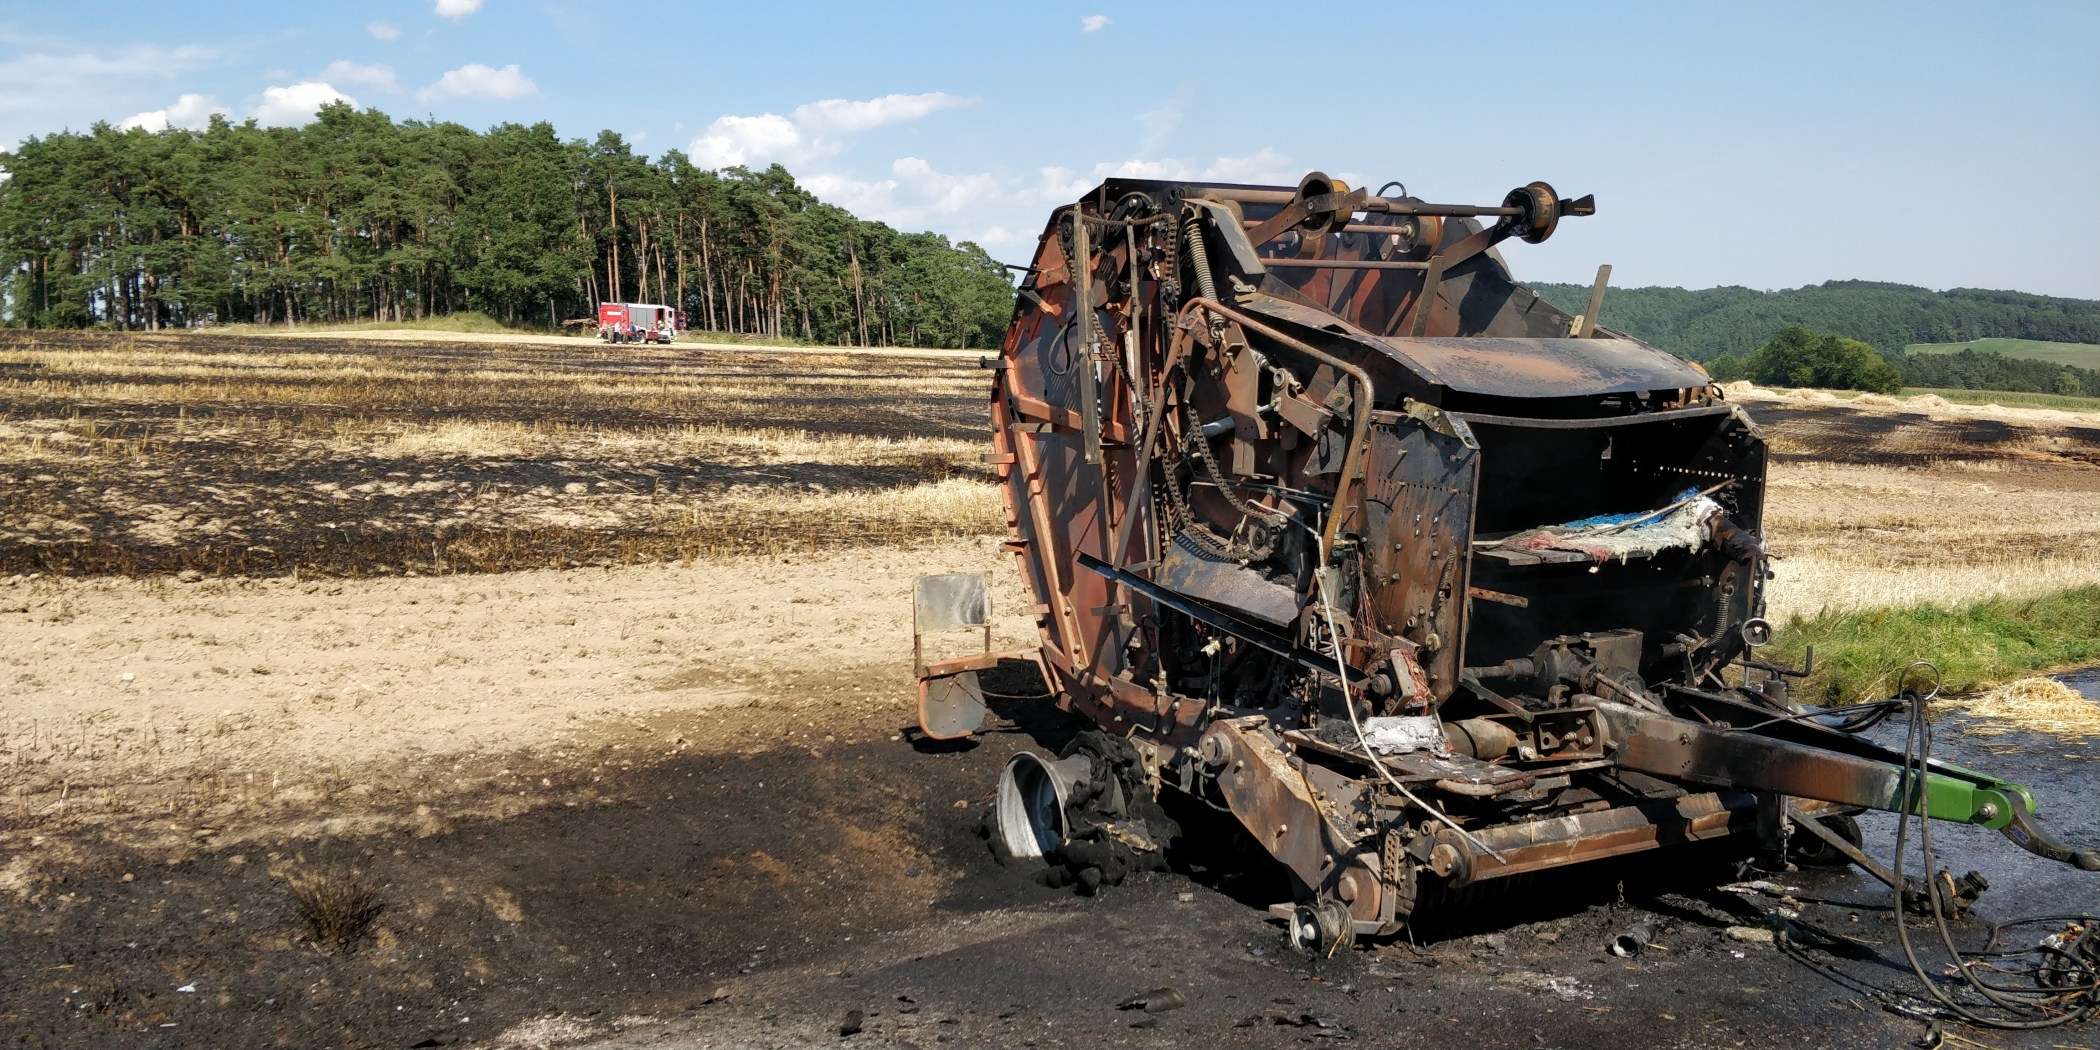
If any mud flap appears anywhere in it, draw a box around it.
[917,663,990,741]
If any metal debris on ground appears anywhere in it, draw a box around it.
[1116,987,1187,1013]
[1608,923,1654,958]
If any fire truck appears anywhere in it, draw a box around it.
[596,302,681,344]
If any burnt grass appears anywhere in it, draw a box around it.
[0,331,996,577]
[11,332,2100,580]
[1749,403,2100,469]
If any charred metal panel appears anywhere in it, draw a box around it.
[1157,534,1302,626]
[1377,336,1709,399]
[1361,409,1479,702]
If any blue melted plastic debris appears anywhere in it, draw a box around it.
[1554,487,1701,531]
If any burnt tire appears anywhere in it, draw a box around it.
[1021,730,1181,895]
[1789,813,1863,868]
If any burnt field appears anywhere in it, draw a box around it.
[3,331,2099,1049]
[0,331,993,576]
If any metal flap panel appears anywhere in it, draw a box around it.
[1375,336,1709,399]
[914,573,988,632]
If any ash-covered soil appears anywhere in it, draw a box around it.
[6,671,2092,1050]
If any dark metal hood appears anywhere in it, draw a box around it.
[1373,335,1710,399]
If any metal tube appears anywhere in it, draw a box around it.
[1179,298,1372,563]
[1240,221,1423,236]
[1201,185,1519,218]
[1259,258,1430,271]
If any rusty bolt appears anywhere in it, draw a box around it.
[1428,843,1461,877]
[1338,874,1360,902]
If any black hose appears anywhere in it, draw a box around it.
[1888,661,2100,1029]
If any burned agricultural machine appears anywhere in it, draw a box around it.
[917,171,2099,954]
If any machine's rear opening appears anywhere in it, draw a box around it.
[1460,408,1765,673]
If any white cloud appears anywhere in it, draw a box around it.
[1137,101,1180,153]
[322,60,400,93]
[892,156,999,214]
[434,0,483,21]
[0,40,217,114]
[252,81,358,126]
[118,93,229,133]
[689,113,807,168]
[1080,14,1111,32]
[1199,147,1298,184]
[685,91,972,171]
[790,92,970,133]
[367,21,401,41]
[804,157,1000,230]
[418,63,538,102]
[801,171,896,215]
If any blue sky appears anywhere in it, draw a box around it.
[3,1,2095,297]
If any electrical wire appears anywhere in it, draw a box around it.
[1304,531,1503,862]
[1887,660,2100,1030]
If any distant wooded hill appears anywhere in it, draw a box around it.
[1530,280,2100,361]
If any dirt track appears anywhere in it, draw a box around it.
[4,333,2099,1048]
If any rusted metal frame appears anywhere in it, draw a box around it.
[1003,379,1089,669]
[1241,197,1315,249]
[1433,757,1618,797]
[1404,254,1446,338]
[1398,219,1515,337]
[1006,392,1130,442]
[1243,220,1427,237]
[1466,584,1528,608]
[1205,718,1384,922]
[1076,552,1334,673]
[1108,328,1189,569]
[1456,790,1759,884]
[1205,185,1522,219]
[1071,211,1102,466]
[1262,258,1431,271]
[1598,703,2024,825]
[1785,800,1908,889]
[1179,297,1373,563]
[1449,404,1734,430]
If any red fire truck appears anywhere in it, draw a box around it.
[596,302,681,344]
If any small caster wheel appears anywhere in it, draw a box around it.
[1287,897,1355,955]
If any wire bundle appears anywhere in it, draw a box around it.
[1889,662,2100,1030]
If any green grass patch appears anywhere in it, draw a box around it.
[1905,337,2100,369]
[1770,586,2100,704]
[320,311,529,334]
[1900,386,2100,411]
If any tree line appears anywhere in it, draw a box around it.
[1706,325,2100,397]
[0,104,1019,348]
[1535,279,2100,397]
[1705,326,1903,393]
[1532,279,2100,360]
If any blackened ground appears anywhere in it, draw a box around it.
[7,663,2094,1050]
[1749,402,2100,470]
